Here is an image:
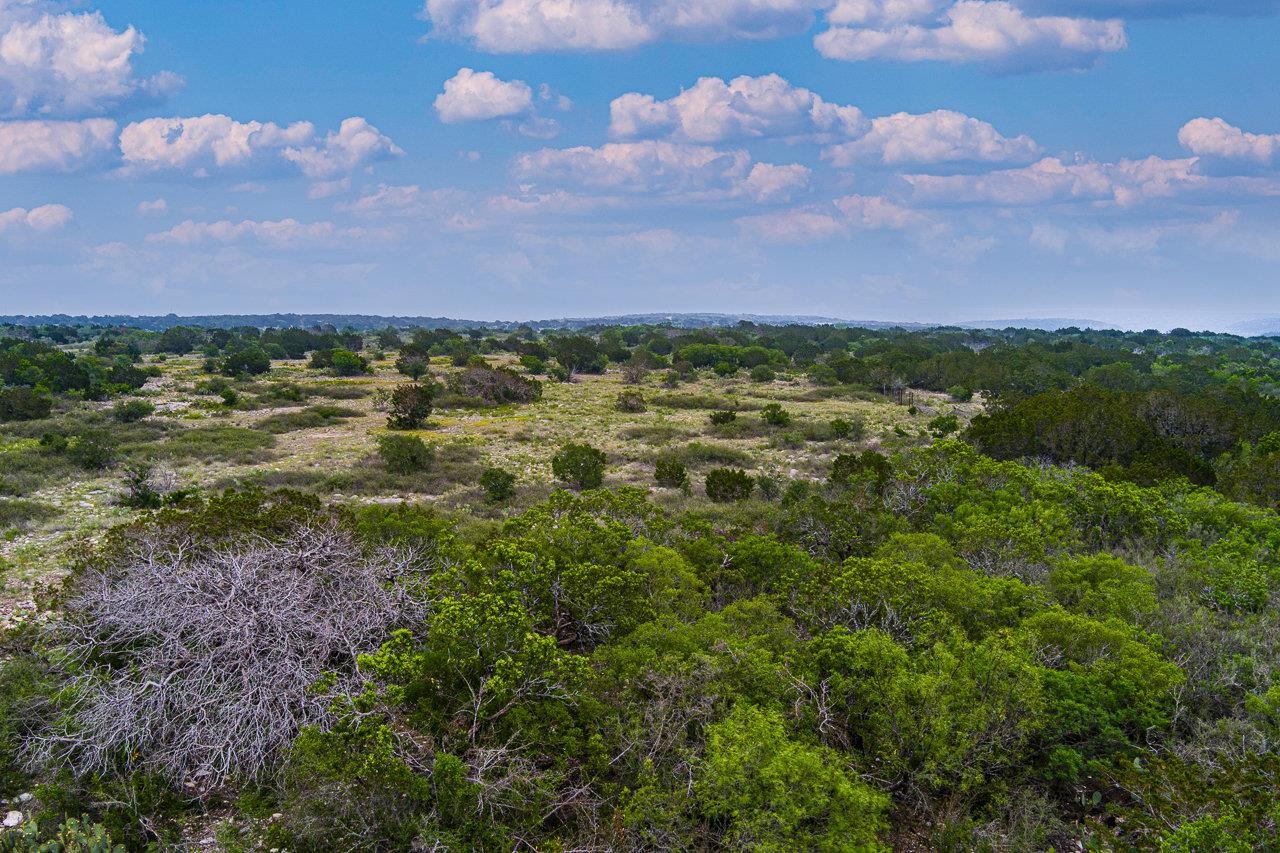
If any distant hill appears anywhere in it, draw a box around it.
[1230,318,1280,337]
[957,318,1118,331]
[0,311,916,332]
[1,311,1121,333]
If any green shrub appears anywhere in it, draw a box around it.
[754,473,782,500]
[119,463,164,509]
[479,466,517,502]
[68,434,115,470]
[761,403,791,426]
[697,705,888,851]
[654,456,689,489]
[329,349,369,377]
[616,390,646,413]
[705,467,754,502]
[220,347,271,376]
[948,385,974,402]
[749,364,776,382]
[828,416,866,440]
[111,400,155,423]
[712,361,738,377]
[830,450,892,492]
[0,388,53,422]
[929,414,960,437]
[377,433,434,474]
[0,815,126,852]
[773,430,806,449]
[808,363,839,386]
[668,441,753,468]
[38,433,68,453]
[551,442,606,490]
[387,383,435,430]
[395,353,432,381]
[519,355,546,374]
[709,410,737,426]
[451,367,541,405]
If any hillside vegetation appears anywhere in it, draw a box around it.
[2,320,1280,850]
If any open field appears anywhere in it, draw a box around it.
[1,350,967,605]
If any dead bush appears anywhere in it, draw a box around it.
[30,524,426,791]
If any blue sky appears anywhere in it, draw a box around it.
[1,0,1278,328]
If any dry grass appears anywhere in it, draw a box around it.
[1,350,968,617]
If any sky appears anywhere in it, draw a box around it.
[1,0,1278,328]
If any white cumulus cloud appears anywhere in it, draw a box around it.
[118,115,401,177]
[0,1,181,116]
[0,117,114,173]
[609,73,866,142]
[1178,117,1279,166]
[512,139,810,202]
[435,67,534,122]
[280,117,404,178]
[0,202,72,233]
[421,0,819,52]
[742,162,811,201]
[822,109,1040,166]
[815,0,1127,71]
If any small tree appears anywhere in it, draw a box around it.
[654,456,688,489]
[479,466,517,503]
[761,403,791,427]
[705,468,754,502]
[750,365,776,383]
[551,442,606,490]
[386,383,434,430]
[378,433,433,473]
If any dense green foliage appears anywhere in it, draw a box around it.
[7,435,1279,848]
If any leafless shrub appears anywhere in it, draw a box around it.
[30,524,426,791]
